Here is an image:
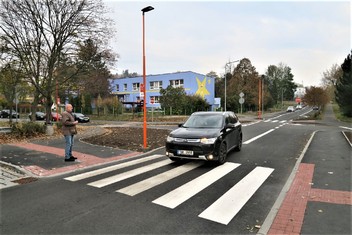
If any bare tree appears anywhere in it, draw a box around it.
[303,86,329,107]
[0,0,115,123]
[322,63,343,87]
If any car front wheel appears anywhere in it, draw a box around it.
[217,141,227,165]
[235,134,242,152]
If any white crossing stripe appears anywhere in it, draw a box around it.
[87,159,171,188]
[198,166,274,225]
[279,120,287,123]
[64,155,163,181]
[152,162,240,209]
[272,120,279,123]
[117,162,203,196]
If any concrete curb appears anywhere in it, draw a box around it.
[341,131,352,147]
[0,161,37,189]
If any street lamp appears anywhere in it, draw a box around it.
[142,6,154,149]
[261,75,265,119]
[258,76,262,119]
[224,60,239,111]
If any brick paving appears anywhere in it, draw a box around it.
[268,163,352,235]
[8,142,140,177]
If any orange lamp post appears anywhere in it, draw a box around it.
[141,6,154,149]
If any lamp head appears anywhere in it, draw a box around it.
[142,6,154,14]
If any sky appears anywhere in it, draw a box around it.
[102,0,351,87]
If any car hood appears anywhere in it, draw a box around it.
[169,127,221,139]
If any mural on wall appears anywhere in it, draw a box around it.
[195,77,210,99]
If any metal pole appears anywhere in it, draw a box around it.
[224,60,240,111]
[224,71,226,111]
[258,78,262,119]
[56,79,59,121]
[261,75,264,118]
[15,86,18,122]
[141,6,154,149]
[142,12,147,149]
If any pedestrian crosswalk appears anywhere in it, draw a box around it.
[263,119,289,123]
[64,155,274,225]
[199,166,274,225]
[242,119,290,127]
[152,162,240,209]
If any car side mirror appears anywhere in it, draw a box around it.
[178,123,184,127]
[224,123,234,129]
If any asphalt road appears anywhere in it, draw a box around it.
[1,105,351,234]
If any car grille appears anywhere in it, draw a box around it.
[166,142,210,154]
[174,138,199,143]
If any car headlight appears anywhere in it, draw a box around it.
[166,136,175,142]
[200,137,217,144]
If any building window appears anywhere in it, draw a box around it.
[132,83,140,91]
[150,81,163,90]
[123,84,127,91]
[116,85,119,91]
[170,79,184,88]
[150,96,160,104]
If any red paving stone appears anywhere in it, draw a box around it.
[268,163,352,235]
[9,143,141,177]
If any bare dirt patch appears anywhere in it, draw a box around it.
[82,127,172,152]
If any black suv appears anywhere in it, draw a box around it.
[166,111,242,164]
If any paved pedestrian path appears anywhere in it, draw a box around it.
[260,104,352,235]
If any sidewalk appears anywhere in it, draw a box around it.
[0,125,145,188]
[260,104,352,235]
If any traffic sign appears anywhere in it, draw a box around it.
[239,97,245,104]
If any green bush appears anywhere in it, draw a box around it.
[11,122,46,137]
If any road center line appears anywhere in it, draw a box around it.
[243,129,275,145]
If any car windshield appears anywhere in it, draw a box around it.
[75,113,84,117]
[183,114,223,128]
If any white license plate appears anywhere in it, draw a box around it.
[177,150,194,156]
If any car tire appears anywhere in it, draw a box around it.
[235,134,242,152]
[217,141,227,165]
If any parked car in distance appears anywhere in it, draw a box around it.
[0,109,20,118]
[165,111,242,164]
[312,106,319,110]
[72,112,90,123]
[28,111,45,121]
[296,104,302,110]
[286,106,295,112]
[50,112,62,121]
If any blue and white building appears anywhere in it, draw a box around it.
[110,71,217,110]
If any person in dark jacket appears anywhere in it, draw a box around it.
[61,104,78,162]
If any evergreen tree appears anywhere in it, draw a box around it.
[335,51,352,117]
